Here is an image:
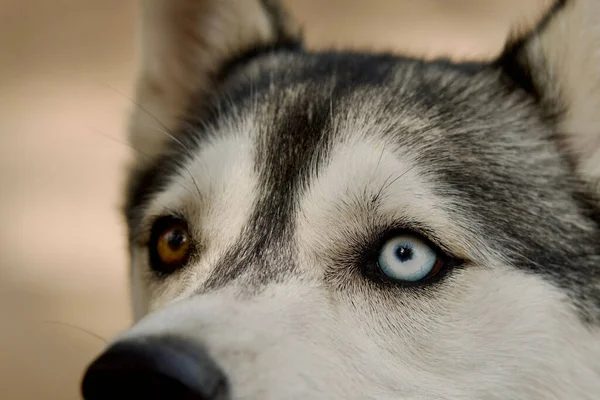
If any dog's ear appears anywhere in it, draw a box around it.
[496,0,600,194]
[130,0,300,160]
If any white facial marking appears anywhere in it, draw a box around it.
[132,131,258,314]
[296,140,500,270]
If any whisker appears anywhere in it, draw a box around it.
[329,59,339,130]
[100,86,209,200]
[102,84,188,153]
[510,251,547,272]
[175,160,203,199]
[145,125,187,150]
[373,171,396,204]
[103,84,176,137]
[385,165,416,191]
[86,126,154,161]
[371,143,387,181]
[87,126,200,199]
[43,320,108,344]
[329,87,335,129]
[373,165,416,204]
[140,126,204,198]
[103,86,200,174]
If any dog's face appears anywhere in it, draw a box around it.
[82,1,600,399]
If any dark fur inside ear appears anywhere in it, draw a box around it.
[216,40,302,83]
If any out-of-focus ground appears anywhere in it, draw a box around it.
[0,1,549,398]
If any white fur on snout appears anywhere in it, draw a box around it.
[121,271,600,400]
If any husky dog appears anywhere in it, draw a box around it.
[81,0,600,399]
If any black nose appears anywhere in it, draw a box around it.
[81,336,228,400]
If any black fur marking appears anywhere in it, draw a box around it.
[202,92,333,290]
[495,43,539,100]
[216,44,302,85]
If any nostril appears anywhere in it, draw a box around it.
[81,336,228,400]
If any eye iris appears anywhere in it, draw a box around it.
[376,234,441,283]
[157,226,190,265]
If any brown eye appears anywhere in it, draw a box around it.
[149,217,191,274]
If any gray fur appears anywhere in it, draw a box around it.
[128,50,600,318]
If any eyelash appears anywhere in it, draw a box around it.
[135,211,187,247]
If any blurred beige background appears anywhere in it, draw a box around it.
[0,1,547,399]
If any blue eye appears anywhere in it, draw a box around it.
[377,234,441,282]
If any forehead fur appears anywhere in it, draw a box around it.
[126,49,600,321]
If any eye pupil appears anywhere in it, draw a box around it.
[166,229,187,251]
[394,245,413,262]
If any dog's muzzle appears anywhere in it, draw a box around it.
[81,335,229,400]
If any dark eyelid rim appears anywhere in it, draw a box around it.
[375,220,461,261]
[133,211,188,248]
[358,222,465,287]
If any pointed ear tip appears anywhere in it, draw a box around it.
[503,0,569,49]
[262,0,302,41]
